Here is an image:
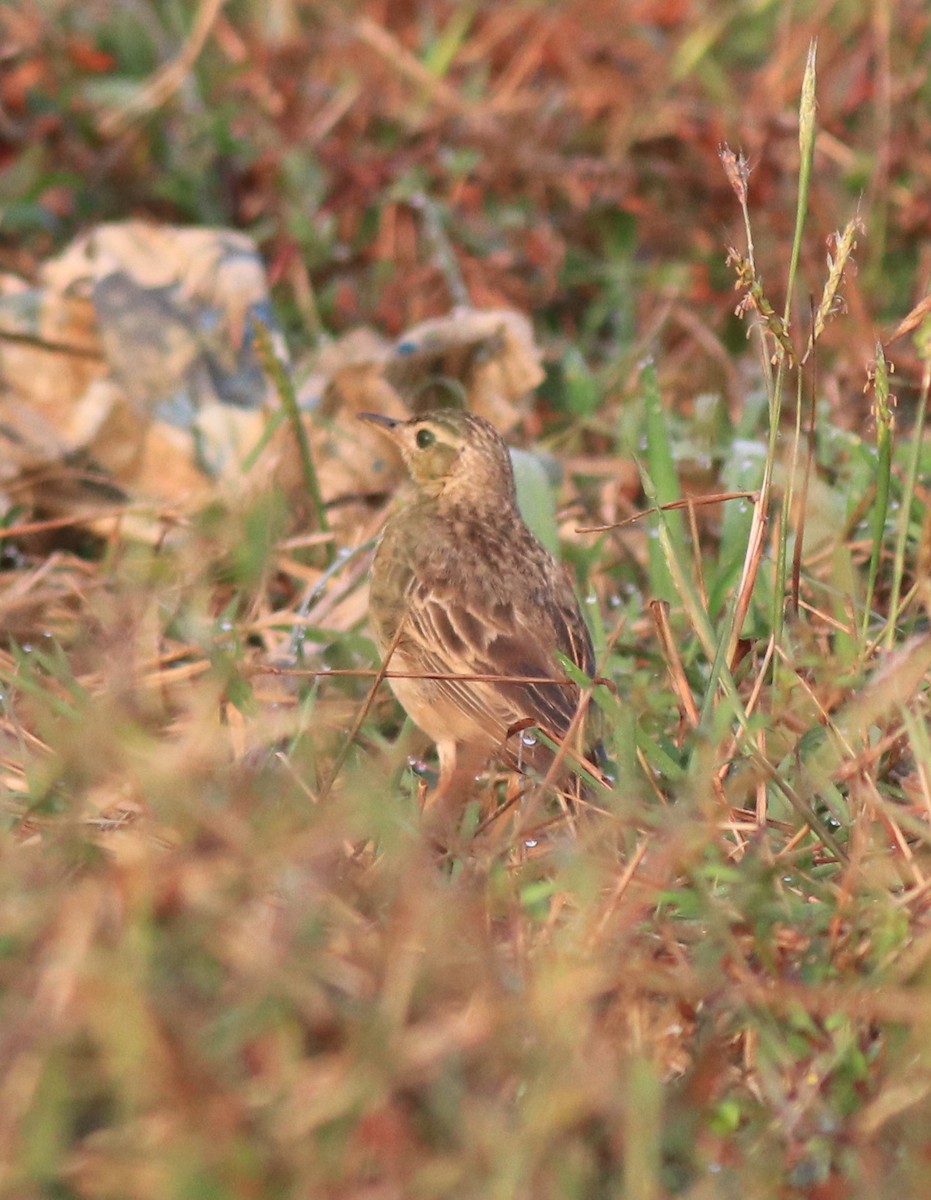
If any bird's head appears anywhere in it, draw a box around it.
[358,409,516,504]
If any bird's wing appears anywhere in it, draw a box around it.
[401,572,593,746]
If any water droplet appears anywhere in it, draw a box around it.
[524,838,538,849]
[520,731,537,748]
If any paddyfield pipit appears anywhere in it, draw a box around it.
[358,408,597,815]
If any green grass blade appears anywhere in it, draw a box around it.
[862,342,894,639]
[885,318,931,646]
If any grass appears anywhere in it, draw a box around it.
[4,4,931,1198]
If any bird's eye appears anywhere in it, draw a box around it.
[415,427,436,450]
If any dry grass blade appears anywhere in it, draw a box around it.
[96,0,228,137]
[650,598,698,728]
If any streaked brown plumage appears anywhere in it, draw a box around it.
[359,408,596,815]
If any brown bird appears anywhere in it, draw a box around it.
[359,408,597,820]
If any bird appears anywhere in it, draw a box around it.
[358,407,598,823]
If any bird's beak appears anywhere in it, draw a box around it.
[358,412,402,432]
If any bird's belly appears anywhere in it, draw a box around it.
[386,661,500,753]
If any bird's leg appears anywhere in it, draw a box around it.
[422,740,489,845]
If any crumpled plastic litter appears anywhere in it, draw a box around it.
[0,221,546,540]
[0,220,283,509]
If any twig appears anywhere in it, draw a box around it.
[254,663,613,689]
[315,617,408,805]
[576,490,758,534]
